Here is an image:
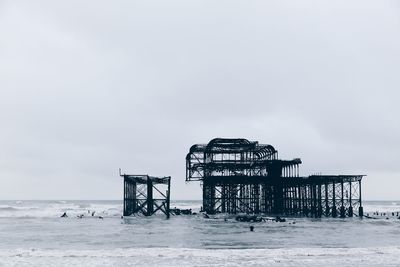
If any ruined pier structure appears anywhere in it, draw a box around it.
[121,173,171,218]
[186,138,364,218]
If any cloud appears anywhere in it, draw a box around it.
[0,0,399,199]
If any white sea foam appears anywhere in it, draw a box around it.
[0,200,399,266]
[0,200,397,218]
[0,201,123,218]
[0,247,399,266]
[0,200,197,218]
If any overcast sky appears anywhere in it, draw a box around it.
[0,0,399,200]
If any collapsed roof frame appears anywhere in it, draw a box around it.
[186,138,365,217]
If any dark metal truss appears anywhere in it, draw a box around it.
[186,138,365,218]
[121,173,171,218]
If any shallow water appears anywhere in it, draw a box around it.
[0,200,399,266]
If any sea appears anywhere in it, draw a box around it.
[0,200,399,266]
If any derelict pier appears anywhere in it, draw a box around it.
[186,138,364,218]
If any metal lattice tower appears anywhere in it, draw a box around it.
[121,172,171,218]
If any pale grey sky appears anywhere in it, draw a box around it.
[0,0,399,200]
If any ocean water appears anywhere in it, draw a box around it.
[0,200,400,266]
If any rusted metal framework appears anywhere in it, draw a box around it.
[186,138,364,217]
[121,172,171,218]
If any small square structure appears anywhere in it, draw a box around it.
[121,173,171,218]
